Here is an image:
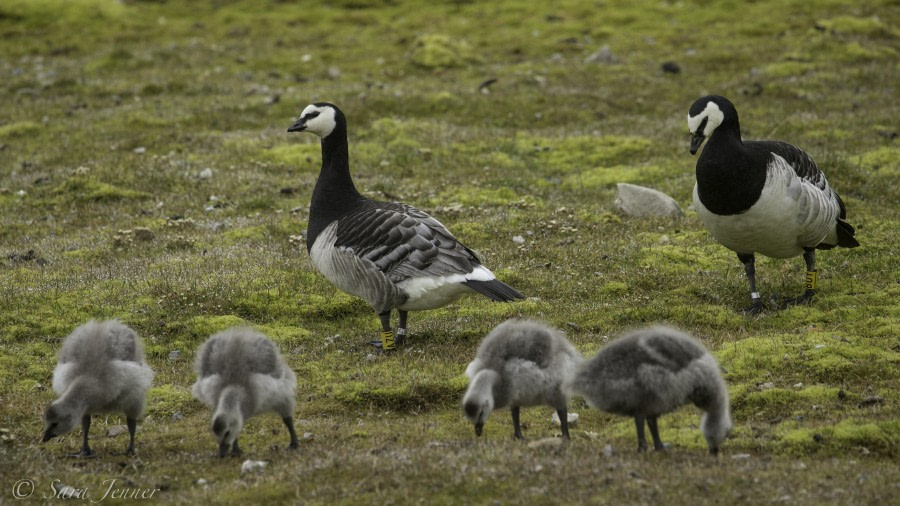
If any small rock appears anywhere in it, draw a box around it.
[16,189,26,197]
[527,437,563,449]
[813,433,826,444]
[584,45,618,64]
[731,453,751,460]
[759,382,775,390]
[240,459,268,476]
[551,411,579,427]
[301,54,312,62]
[196,478,208,486]
[512,235,525,244]
[168,349,181,361]
[614,183,684,218]
[793,382,803,388]
[107,425,128,437]
[602,444,614,457]
[198,168,213,179]
[279,187,295,195]
[171,411,184,422]
[838,389,846,400]
[794,461,807,470]
[133,147,146,154]
[814,344,826,349]
[303,432,314,441]
[327,66,341,79]
[661,61,681,73]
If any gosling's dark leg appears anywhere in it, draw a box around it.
[125,417,137,456]
[647,416,665,451]
[369,310,396,350]
[283,416,299,450]
[230,439,242,457]
[511,406,524,440]
[69,415,96,458]
[634,415,648,452]
[557,408,570,440]
[396,310,409,346]
[783,248,817,307]
[737,252,764,314]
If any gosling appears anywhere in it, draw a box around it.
[192,328,299,457]
[42,320,154,457]
[568,325,731,454]
[463,319,582,439]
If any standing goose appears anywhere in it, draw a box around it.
[42,320,154,457]
[688,95,859,314]
[462,319,582,440]
[287,103,524,350]
[568,325,731,455]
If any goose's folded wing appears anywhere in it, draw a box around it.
[334,201,481,282]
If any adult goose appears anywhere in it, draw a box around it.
[687,95,859,314]
[287,103,524,349]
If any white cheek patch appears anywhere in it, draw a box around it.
[302,106,337,138]
[687,101,724,136]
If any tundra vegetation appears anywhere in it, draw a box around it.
[0,0,897,504]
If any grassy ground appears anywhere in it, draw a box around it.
[0,0,898,503]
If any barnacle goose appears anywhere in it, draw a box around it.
[192,328,299,457]
[463,319,582,440]
[568,325,731,455]
[688,95,859,314]
[42,320,154,457]
[287,103,524,350]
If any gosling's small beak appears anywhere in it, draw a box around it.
[474,423,483,437]
[218,441,229,458]
[42,429,54,443]
[690,133,705,155]
[287,117,307,133]
[709,446,719,457]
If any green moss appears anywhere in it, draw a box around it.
[409,34,478,69]
[859,146,899,177]
[0,0,125,26]
[600,281,628,295]
[0,121,41,139]
[52,177,150,202]
[562,164,665,190]
[777,418,897,456]
[435,186,520,207]
[263,143,320,171]
[818,15,895,36]
[221,225,269,244]
[147,384,193,417]
[516,135,652,174]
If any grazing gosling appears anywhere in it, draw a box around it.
[42,320,154,457]
[463,319,582,440]
[192,328,298,457]
[568,326,731,454]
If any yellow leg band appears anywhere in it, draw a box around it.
[380,330,395,350]
[805,270,818,292]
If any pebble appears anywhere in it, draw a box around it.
[133,147,146,154]
[602,444,614,457]
[512,235,525,244]
[107,425,128,437]
[198,168,213,179]
[240,459,268,476]
[731,453,751,460]
[168,349,181,361]
[551,411,579,427]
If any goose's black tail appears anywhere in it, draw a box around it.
[465,279,525,302]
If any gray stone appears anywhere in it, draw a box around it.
[614,183,684,218]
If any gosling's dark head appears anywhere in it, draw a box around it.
[42,403,78,442]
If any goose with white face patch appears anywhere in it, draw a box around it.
[288,103,524,350]
[191,328,299,457]
[42,320,154,458]
[462,319,582,440]
[568,326,731,455]
[687,95,859,314]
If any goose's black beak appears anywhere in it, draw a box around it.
[287,118,307,133]
[218,441,229,458]
[42,429,54,442]
[474,423,483,437]
[690,133,705,155]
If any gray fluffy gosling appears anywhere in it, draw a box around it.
[42,320,154,457]
[568,325,731,454]
[192,328,299,457]
[463,319,582,439]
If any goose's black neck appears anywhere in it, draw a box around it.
[695,118,767,216]
[307,122,365,251]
